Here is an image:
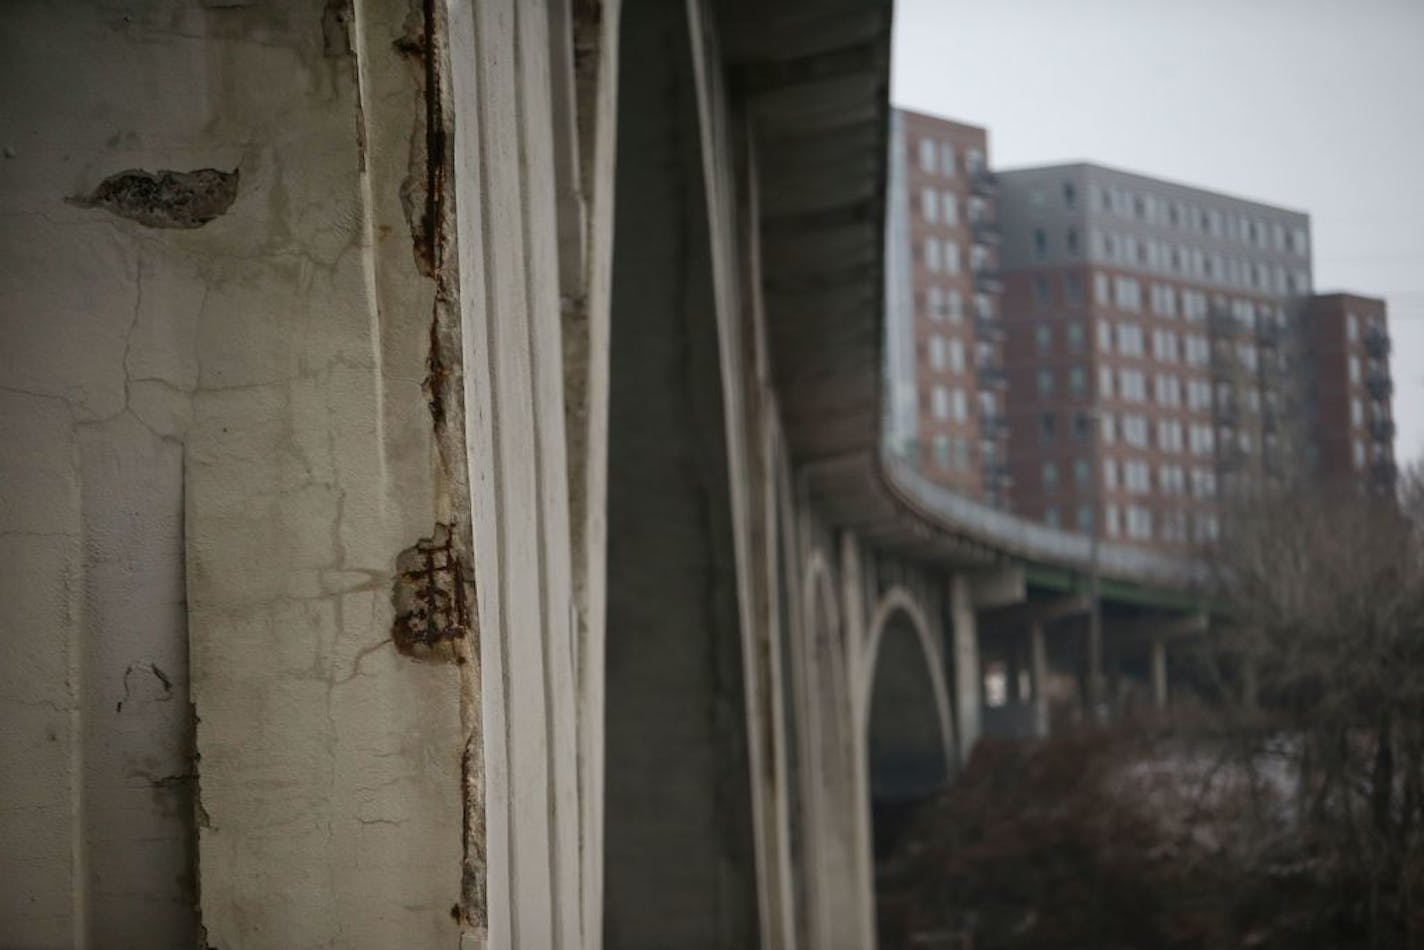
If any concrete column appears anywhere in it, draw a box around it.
[950,574,980,763]
[1005,638,1024,704]
[1029,620,1050,738]
[1150,636,1168,713]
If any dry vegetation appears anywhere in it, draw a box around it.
[884,467,1424,949]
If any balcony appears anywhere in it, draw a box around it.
[979,412,1011,439]
[1366,369,1393,400]
[1364,325,1391,358]
[1370,418,1396,442]
[976,360,1009,388]
[1218,445,1247,471]
[970,219,1000,245]
[970,169,999,197]
[982,461,1013,485]
[974,314,1006,341]
[1208,309,1242,336]
[1370,458,1398,485]
[972,266,1003,295]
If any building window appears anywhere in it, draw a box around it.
[932,385,949,419]
[949,338,965,374]
[952,388,969,422]
[1105,504,1121,538]
[919,138,937,173]
[1094,272,1111,306]
[1034,275,1051,307]
[929,335,946,371]
[926,285,943,322]
[920,188,938,223]
[1044,507,1061,528]
[1043,461,1059,493]
[1040,412,1056,443]
[1097,319,1113,353]
[1073,410,1092,441]
[1077,504,1094,533]
[1113,276,1142,312]
[1065,227,1079,256]
[1065,273,1084,305]
[954,437,971,471]
[1098,365,1114,398]
[1116,324,1144,358]
[940,142,957,177]
[1036,323,1053,353]
[934,435,950,467]
[973,293,992,320]
[942,191,958,226]
[1125,460,1150,494]
[1122,413,1149,447]
[1067,322,1085,351]
[944,241,960,275]
[1103,457,1119,490]
[1033,228,1048,260]
[947,289,964,321]
[1069,366,1086,397]
[1037,368,1055,399]
[924,238,941,272]
[1074,458,1090,487]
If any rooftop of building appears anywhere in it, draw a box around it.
[893,105,988,138]
[996,160,1311,221]
[1307,291,1388,307]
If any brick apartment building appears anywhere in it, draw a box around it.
[885,110,1009,505]
[1302,293,1396,489]
[886,108,1396,550]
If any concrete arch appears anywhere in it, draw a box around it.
[859,587,955,772]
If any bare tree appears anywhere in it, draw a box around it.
[1209,463,1424,947]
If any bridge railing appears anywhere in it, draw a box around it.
[880,449,1204,588]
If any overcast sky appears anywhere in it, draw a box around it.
[893,0,1424,466]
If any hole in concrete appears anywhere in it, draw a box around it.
[68,168,239,229]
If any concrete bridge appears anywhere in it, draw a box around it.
[0,0,1207,946]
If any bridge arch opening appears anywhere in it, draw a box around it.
[601,0,759,945]
[862,596,954,936]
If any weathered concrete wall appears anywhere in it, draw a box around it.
[0,1,467,945]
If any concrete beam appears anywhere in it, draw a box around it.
[969,565,1026,610]
[1111,612,1209,644]
[982,593,1091,629]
